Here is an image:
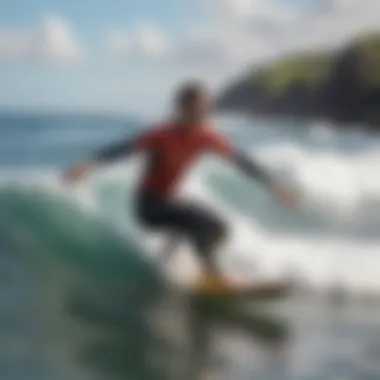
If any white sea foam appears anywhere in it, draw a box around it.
[2,123,380,293]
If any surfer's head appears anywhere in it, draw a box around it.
[175,80,212,127]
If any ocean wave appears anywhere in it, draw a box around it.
[1,137,380,294]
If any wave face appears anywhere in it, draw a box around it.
[2,114,380,291]
[0,179,171,380]
[1,113,380,379]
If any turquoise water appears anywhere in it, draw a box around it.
[1,113,380,379]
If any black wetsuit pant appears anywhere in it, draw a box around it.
[136,190,227,267]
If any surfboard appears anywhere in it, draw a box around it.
[190,277,291,302]
[187,277,291,342]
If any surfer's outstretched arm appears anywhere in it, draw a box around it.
[206,132,297,207]
[62,136,138,183]
[231,150,297,207]
[232,150,274,187]
[206,132,273,186]
[62,128,160,183]
[92,136,139,164]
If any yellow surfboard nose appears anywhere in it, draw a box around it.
[197,275,233,293]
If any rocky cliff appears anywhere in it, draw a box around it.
[218,33,380,130]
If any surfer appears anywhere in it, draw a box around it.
[63,81,297,290]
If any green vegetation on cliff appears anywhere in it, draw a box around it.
[358,34,380,88]
[218,33,380,128]
[255,53,333,96]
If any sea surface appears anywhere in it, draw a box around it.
[1,112,380,380]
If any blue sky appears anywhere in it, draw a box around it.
[0,0,378,115]
[0,0,202,115]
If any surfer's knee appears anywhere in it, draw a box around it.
[212,218,228,245]
[197,217,228,252]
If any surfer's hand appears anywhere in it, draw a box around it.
[62,161,92,184]
[272,184,298,208]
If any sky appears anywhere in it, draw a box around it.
[0,0,380,115]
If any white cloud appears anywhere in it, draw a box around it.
[206,0,297,24]
[197,0,380,67]
[107,25,171,59]
[273,0,380,47]
[0,15,83,64]
[168,0,301,69]
[207,0,256,22]
[106,0,380,76]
